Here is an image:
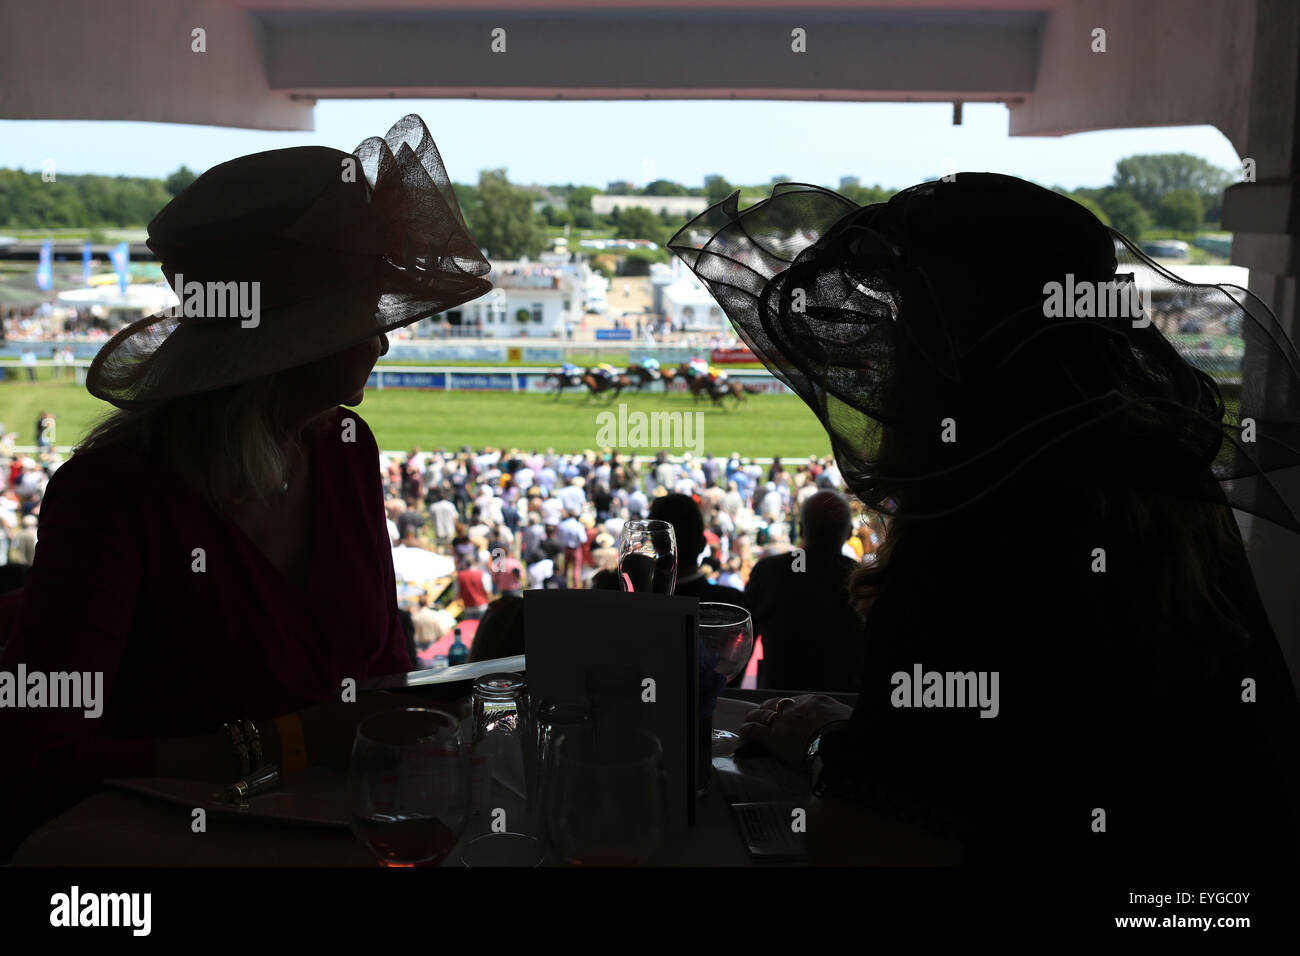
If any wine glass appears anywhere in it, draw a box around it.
[539,724,668,866]
[699,602,754,757]
[348,708,469,867]
[616,519,677,593]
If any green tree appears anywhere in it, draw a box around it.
[614,206,668,245]
[466,168,544,259]
[164,165,197,197]
[704,175,734,203]
[1112,153,1231,220]
[540,203,572,228]
[565,185,598,213]
[1155,189,1204,235]
[0,168,171,228]
[838,183,893,206]
[642,179,688,196]
[1064,193,1110,226]
[1098,190,1150,239]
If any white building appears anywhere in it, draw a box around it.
[413,258,596,338]
[661,269,726,332]
[591,195,707,217]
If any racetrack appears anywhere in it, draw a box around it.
[0,374,833,459]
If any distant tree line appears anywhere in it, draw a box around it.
[0,153,1236,251]
[1057,153,1235,239]
[0,165,196,229]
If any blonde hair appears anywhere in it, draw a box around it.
[79,374,300,511]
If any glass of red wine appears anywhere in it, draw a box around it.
[616,519,677,594]
[539,724,668,866]
[348,707,470,867]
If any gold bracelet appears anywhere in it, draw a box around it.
[275,713,308,775]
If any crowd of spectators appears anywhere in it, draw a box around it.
[0,426,56,577]
[380,445,888,691]
[2,306,115,342]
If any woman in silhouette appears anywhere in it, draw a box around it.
[0,116,491,859]
[672,173,1300,865]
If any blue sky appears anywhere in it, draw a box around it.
[0,99,1241,191]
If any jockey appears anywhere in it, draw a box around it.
[687,357,709,377]
[561,362,580,377]
[641,357,660,372]
[592,363,616,381]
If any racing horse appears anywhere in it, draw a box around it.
[705,378,764,408]
[544,367,585,400]
[626,362,664,391]
[582,369,634,401]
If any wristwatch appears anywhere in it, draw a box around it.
[805,718,852,784]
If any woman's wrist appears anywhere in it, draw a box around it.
[805,718,853,783]
[152,731,237,781]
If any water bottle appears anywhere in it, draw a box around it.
[448,627,469,666]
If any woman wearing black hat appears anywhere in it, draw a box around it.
[674,174,1300,866]
[0,117,492,858]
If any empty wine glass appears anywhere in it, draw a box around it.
[699,602,754,757]
[348,708,469,867]
[616,519,677,594]
[539,724,668,866]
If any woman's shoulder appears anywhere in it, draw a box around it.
[45,441,153,497]
[311,406,380,455]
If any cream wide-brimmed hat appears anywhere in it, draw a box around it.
[87,115,491,408]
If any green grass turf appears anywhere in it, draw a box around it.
[0,373,835,458]
[379,358,769,369]
[1,371,1243,459]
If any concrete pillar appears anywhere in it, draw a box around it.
[1221,0,1300,690]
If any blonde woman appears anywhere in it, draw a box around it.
[0,116,491,858]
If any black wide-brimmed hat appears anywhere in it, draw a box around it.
[87,115,492,408]
[669,173,1300,533]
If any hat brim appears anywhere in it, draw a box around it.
[87,115,491,407]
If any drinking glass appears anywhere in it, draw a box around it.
[539,724,668,866]
[470,673,529,837]
[348,708,469,867]
[616,519,677,594]
[699,602,754,757]
[529,697,593,815]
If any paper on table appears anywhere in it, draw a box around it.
[107,768,349,828]
[729,802,808,862]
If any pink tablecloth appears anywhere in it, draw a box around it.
[416,618,479,663]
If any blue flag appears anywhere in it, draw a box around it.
[35,240,52,291]
[110,241,129,295]
[82,241,92,285]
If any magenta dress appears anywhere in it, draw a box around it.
[0,406,412,855]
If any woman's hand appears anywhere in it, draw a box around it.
[739,695,855,770]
